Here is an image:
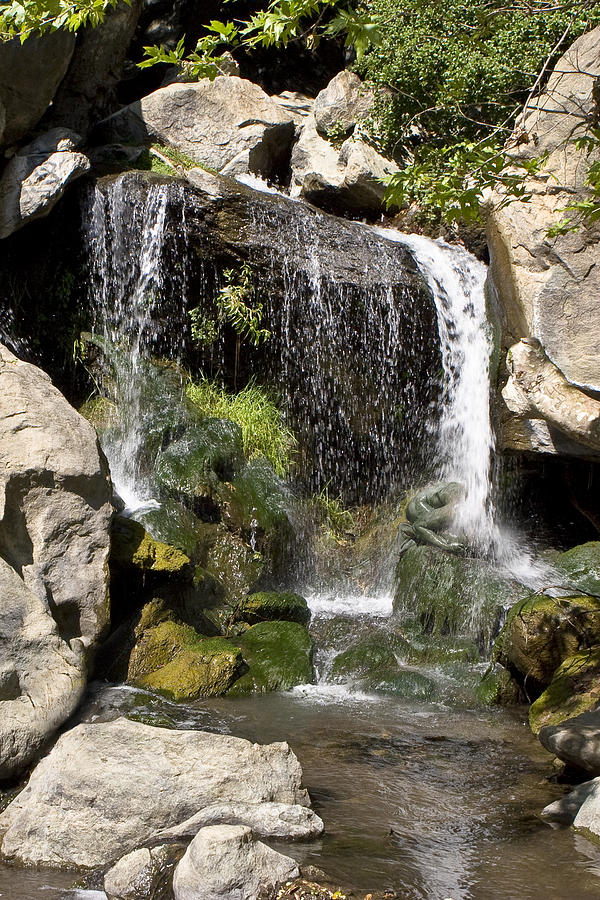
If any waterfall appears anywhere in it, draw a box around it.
[379,231,496,551]
[84,177,189,510]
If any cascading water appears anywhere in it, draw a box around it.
[85,177,189,510]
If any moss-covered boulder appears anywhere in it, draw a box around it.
[529,648,600,734]
[393,544,522,650]
[554,542,600,597]
[203,529,264,606]
[236,591,310,627]
[128,620,243,701]
[155,418,244,498]
[476,667,526,706]
[218,458,291,535]
[228,621,313,694]
[494,594,600,689]
[133,499,219,561]
[330,635,436,699]
[111,515,191,575]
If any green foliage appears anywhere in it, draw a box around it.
[189,264,270,352]
[140,0,380,78]
[186,379,297,477]
[0,0,124,41]
[547,127,600,236]
[359,0,600,223]
[312,483,356,539]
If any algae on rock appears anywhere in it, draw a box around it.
[236,591,311,627]
[529,648,600,734]
[228,621,314,694]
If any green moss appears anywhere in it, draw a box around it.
[204,530,263,606]
[111,516,191,575]
[329,633,436,699]
[494,593,600,687]
[133,500,219,561]
[128,620,204,680]
[155,419,245,498]
[476,667,524,707]
[219,458,291,536]
[228,621,314,694]
[78,395,119,431]
[393,544,521,650]
[236,591,310,627]
[529,647,600,734]
[554,542,600,597]
[141,640,243,701]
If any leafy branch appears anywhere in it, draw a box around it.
[0,0,126,42]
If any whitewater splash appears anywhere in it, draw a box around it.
[85,178,188,510]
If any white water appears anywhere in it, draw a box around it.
[86,179,187,510]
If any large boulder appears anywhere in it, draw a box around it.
[94,77,296,179]
[46,0,144,136]
[494,593,600,689]
[0,345,112,779]
[228,621,314,695]
[313,70,374,137]
[0,717,312,868]
[172,824,299,900]
[0,128,90,239]
[0,31,76,148]
[486,27,600,451]
[539,707,600,774]
[290,114,398,214]
[529,647,600,733]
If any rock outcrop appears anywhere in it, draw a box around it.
[487,27,600,455]
[94,77,296,179]
[0,345,112,780]
[0,717,312,868]
[0,31,76,148]
[313,70,374,137]
[172,824,299,900]
[0,128,90,239]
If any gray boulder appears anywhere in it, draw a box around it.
[95,77,295,179]
[0,344,111,779]
[172,824,299,900]
[0,717,312,868]
[0,128,90,239]
[314,70,374,137]
[104,843,184,900]
[487,27,600,455]
[574,777,600,839]
[541,779,599,826]
[0,31,76,148]
[539,707,600,774]
[290,115,398,213]
[47,0,144,135]
[156,801,324,842]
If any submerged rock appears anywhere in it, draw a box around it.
[0,718,311,868]
[529,647,600,733]
[229,621,314,694]
[172,824,299,900]
[0,344,112,780]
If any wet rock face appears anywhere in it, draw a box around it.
[0,344,112,781]
[0,717,312,868]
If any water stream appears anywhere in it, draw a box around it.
[2,174,590,898]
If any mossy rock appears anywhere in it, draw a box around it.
[204,529,264,606]
[476,666,525,706]
[141,640,243,702]
[155,418,244,498]
[228,621,314,694]
[128,620,243,701]
[133,499,219,561]
[554,542,600,597]
[403,633,480,666]
[494,593,600,688]
[529,647,600,734]
[329,634,436,699]
[393,544,522,650]
[111,515,191,575]
[78,395,119,431]
[236,591,310,627]
[218,458,291,536]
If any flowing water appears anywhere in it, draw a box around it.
[1,176,589,898]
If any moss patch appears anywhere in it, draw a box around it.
[330,634,436,699]
[236,591,310,627]
[204,530,264,606]
[554,542,600,597]
[111,516,191,575]
[494,593,600,688]
[155,418,244,498]
[529,647,600,734]
[476,667,525,706]
[228,621,314,694]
